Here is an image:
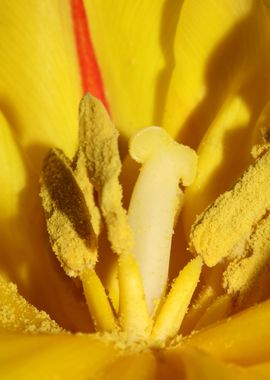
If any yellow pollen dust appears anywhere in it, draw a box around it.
[40,148,97,277]
[0,275,63,334]
[40,93,200,345]
[190,146,270,301]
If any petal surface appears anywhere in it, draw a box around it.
[84,0,183,141]
[161,0,270,230]
[184,299,270,365]
[0,334,119,379]
[163,0,270,144]
[0,275,63,334]
[0,332,265,379]
[0,111,92,332]
[0,0,82,169]
[163,347,260,380]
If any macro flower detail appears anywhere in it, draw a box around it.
[2,0,270,379]
[40,93,200,343]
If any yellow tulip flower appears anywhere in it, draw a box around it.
[1,0,270,379]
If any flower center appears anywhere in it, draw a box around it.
[40,93,201,345]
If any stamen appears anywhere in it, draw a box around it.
[224,211,270,297]
[180,264,224,335]
[40,148,97,277]
[118,254,152,339]
[190,147,270,267]
[78,93,132,256]
[190,146,270,302]
[81,268,117,332]
[40,148,114,331]
[128,127,197,312]
[73,148,102,237]
[151,257,202,343]
[78,94,151,338]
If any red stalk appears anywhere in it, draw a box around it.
[70,0,109,110]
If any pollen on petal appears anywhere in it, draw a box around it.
[0,275,63,334]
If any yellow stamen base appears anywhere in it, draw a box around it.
[151,257,202,344]
[81,268,117,332]
[118,254,152,340]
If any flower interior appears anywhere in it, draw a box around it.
[39,93,200,345]
[39,93,270,347]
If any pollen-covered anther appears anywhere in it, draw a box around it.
[190,147,270,268]
[40,147,116,332]
[190,146,270,300]
[77,94,151,339]
[78,93,132,257]
[40,148,97,277]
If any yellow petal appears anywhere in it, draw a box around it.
[99,349,157,380]
[163,0,270,145]
[0,113,25,219]
[0,332,261,380]
[0,275,63,334]
[0,333,120,379]
[97,343,262,380]
[0,110,92,332]
[0,0,81,169]
[183,96,252,232]
[248,362,270,380]
[84,0,183,139]
[185,299,270,365]
[166,1,270,231]
[164,347,260,380]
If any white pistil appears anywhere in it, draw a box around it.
[128,127,197,313]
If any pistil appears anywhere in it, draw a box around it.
[128,127,197,313]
